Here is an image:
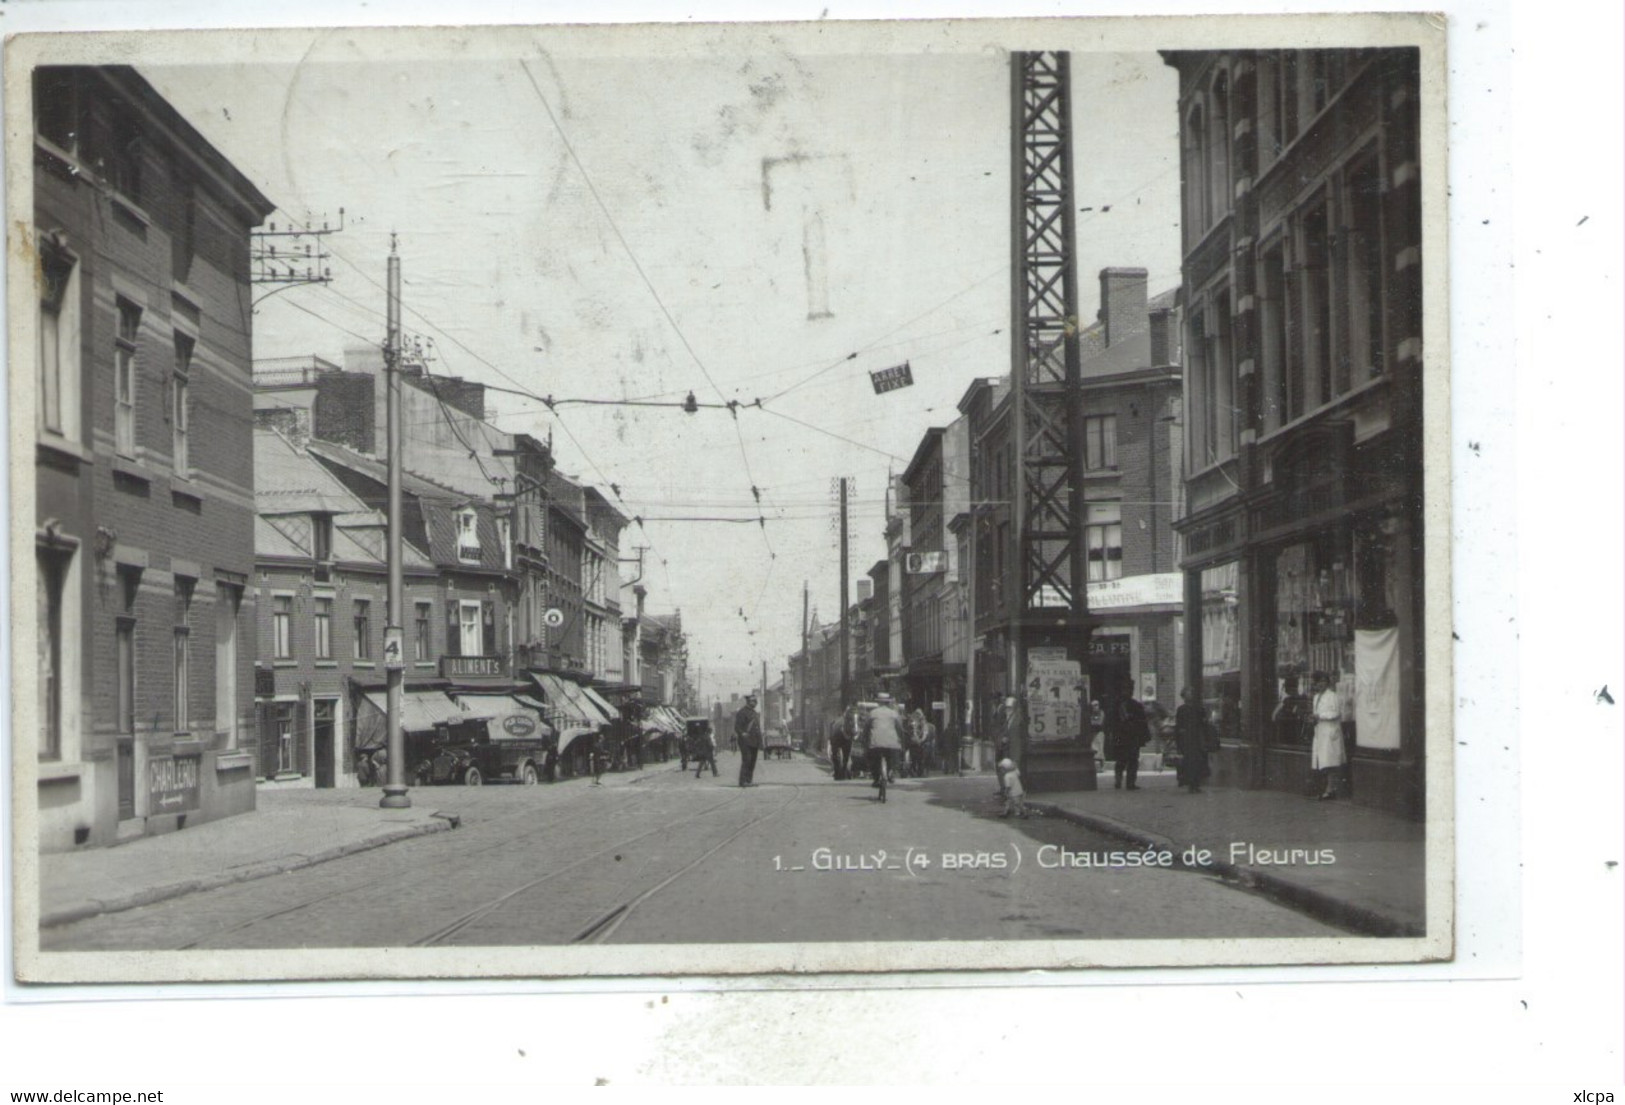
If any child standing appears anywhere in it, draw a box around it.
[998,757,1027,819]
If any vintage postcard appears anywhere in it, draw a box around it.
[10,12,1451,984]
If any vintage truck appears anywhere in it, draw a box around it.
[413,714,557,786]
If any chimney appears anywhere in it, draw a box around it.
[1098,267,1149,347]
[1149,307,1175,366]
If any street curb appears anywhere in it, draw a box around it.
[1029,801,1424,939]
[40,813,456,930]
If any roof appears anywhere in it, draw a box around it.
[256,431,432,568]
[305,440,504,572]
[113,66,276,223]
[255,429,368,515]
[901,426,947,490]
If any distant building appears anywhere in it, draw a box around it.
[959,269,1185,746]
[33,66,275,848]
[1163,48,1425,816]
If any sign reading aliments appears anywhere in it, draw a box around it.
[869,361,914,394]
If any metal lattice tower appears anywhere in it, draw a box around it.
[1009,51,1086,625]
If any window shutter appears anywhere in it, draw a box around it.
[445,601,461,658]
[482,600,497,655]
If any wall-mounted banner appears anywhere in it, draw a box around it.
[905,550,947,574]
[869,361,914,394]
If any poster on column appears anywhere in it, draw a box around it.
[1026,653,1082,741]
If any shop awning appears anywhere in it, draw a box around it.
[558,727,596,756]
[579,684,621,723]
[355,689,464,750]
[642,707,680,736]
[526,672,602,730]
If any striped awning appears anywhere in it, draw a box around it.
[355,690,464,749]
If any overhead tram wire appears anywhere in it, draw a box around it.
[516,59,774,559]
[759,262,1007,406]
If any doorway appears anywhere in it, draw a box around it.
[313,698,336,788]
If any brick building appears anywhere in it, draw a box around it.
[304,440,518,688]
[1163,48,1425,816]
[582,486,628,686]
[252,428,438,788]
[32,66,275,849]
[959,268,1185,748]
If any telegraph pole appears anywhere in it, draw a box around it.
[838,477,851,716]
[380,236,410,809]
[800,581,809,746]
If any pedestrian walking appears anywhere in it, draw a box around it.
[998,757,1028,819]
[903,706,927,777]
[1173,686,1212,793]
[693,725,718,778]
[829,712,854,780]
[920,715,939,776]
[863,693,905,802]
[589,731,606,786]
[1310,670,1346,800]
[1111,684,1152,791]
[735,694,764,787]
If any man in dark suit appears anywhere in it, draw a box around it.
[735,695,764,787]
[828,711,853,780]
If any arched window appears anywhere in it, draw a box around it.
[1184,104,1208,239]
[1210,71,1232,220]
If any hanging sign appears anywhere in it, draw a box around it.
[869,361,914,394]
[543,608,565,628]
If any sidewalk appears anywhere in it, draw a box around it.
[38,788,457,928]
[38,759,681,929]
[1023,768,1428,936]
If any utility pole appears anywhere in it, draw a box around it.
[838,477,851,718]
[800,581,809,747]
[380,237,410,809]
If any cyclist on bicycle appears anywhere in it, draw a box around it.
[864,693,905,802]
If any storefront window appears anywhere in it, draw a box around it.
[1199,562,1241,740]
[1269,532,1358,746]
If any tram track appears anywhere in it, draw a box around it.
[170,775,722,950]
[410,786,764,946]
[572,783,808,945]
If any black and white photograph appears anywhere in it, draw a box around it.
[13,13,1452,984]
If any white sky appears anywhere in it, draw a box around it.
[143,36,1181,698]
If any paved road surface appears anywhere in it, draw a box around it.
[44,754,1342,951]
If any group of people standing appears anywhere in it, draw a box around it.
[826,697,957,787]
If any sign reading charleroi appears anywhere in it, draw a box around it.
[869,361,913,394]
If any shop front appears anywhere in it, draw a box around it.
[1179,431,1423,817]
